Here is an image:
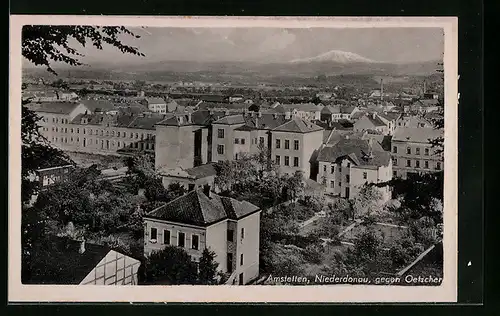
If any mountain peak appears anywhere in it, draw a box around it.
[289,50,376,64]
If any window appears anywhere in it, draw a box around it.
[416,148,421,155]
[406,147,411,154]
[117,131,121,137]
[425,148,430,156]
[227,253,233,273]
[330,181,335,188]
[293,157,299,167]
[130,132,133,139]
[415,160,420,168]
[178,232,185,247]
[275,155,281,165]
[339,181,342,187]
[393,158,398,166]
[294,140,299,150]
[284,140,290,149]
[150,227,157,241]
[284,156,289,166]
[347,162,351,168]
[240,254,244,266]
[241,138,245,145]
[276,139,281,149]
[227,229,234,242]
[241,228,245,239]
[393,171,397,177]
[323,165,327,172]
[425,160,429,169]
[339,166,342,173]
[217,144,224,155]
[436,162,441,170]
[217,129,225,139]
[234,138,239,144]
[259,137,265,145]
[111,131,115,137]
[163,230,171,245]
[331,165,335,174]
[77,128,79,134]
[363,172,367,179]
[192,234,199,250]
[393,146,398,153]
[346,175,350,183]
[83,129,86,134]
[406,159,411,167]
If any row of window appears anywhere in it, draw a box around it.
[276,139,299,150]
[235,137,266,146]
[322,162,351,174]
[51,136,155,150]
[275,155,299,167]
[393,146,431,156]
[150,228,200,250]
[393,158,442,170]
[46,126,154,140]
[322,174,354,188]
[44,117,69,124]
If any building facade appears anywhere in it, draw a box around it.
[143,189,261,285]
[391,127,444,179]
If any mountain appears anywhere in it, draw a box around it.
[290,50,376,64]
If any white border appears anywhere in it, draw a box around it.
[9,15,458,303]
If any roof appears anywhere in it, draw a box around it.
[185,163,218,179]
[392,127,443,143]
[321,105,341,114]
[26,101,83,114]
[273,117,323,133]
[355,114,387,127]
[146,97,166,105]
[340,106,357,114]
[71,113,165,130]
[317,138,390,168]
[213,114,246,125]
[377,111,401,121]
[80,100,117,112]
[145,190,260,227]
[26,236,112,284]
[280,103,322,113]
[414,99,440,107]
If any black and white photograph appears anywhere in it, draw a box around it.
[9,16,458,302]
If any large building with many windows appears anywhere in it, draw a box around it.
[391,127,444,179]
[143,188,261,285]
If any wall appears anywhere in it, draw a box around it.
[271,131,305,176]
[211,123,244,162]
[161,175,215,191]
[80,250,141,285]
[234,211,261,284]
[144,218,207,261]
[155,125,195,170]
[349,167,379,198]
[392,140,443,179]
[205,220,230,273]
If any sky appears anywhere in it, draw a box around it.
[29,27,445,67]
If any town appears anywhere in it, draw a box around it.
[22,74,444,286]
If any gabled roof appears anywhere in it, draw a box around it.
[273,117,323,133]
[26,236,112,284]
[317,138,390,168]
[213,114,246,125]
[185,163,218,179]
[145,190,260,227]
[377,111,401,122]
[281,103,321,113]
[321,105,341,114]
[145,97,166,105]
[80,100,117,112]
[392,127,443,143]
[26,101,83,114]
[414,99,440,107]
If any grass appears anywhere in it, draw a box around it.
[342,222,408,246]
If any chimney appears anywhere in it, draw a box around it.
[79,238,86,254]
[187,112,192,123]
[372,112,377,119]
[380,79,384,101]
[203,184,211,198]
[258,111,262,118]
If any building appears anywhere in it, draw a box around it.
[410,99,441,114]
[396,115,433,128]
[25,236,141,285]
[316,137,392,199]
[271,117,324,178]
[160,163,218,191]
[35,162,74,188]
[143,188,261,285]
[320,105,341,122]
[275,103,323,121]
[391,127,444,179]
[353,113,390,135]
[141,97,167,114]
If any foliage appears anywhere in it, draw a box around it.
[351,185,385,218]
[303,244,324,264]
[389,234,425,269]
[263,243,305,276]
[22,25,144,75]
[198,248,220,285]
[142,246,198,285]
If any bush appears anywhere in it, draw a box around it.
[303,244,324,264]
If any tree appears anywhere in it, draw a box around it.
[351,185,385,219]
[198,248,219,285]
[142,246,198,285]
[22,25,144,75]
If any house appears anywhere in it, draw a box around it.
[391,127,444,179]
[276,103,323,121]
[411,99,441,114]
[57,91,79,101]
[353,113,389,135]
[80,100,118,115]
[160,163,218,191]
[229,94,244,103]
[35,161,74,188]
[340,106,360,121]
[143,188,261,285]
[25,236,141,285]
[376,111,401,135]
[396,115,433,128]
[271,117,324,178]
[141,97,167,114]
[316,137,392,200]
[320,105,342,123]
